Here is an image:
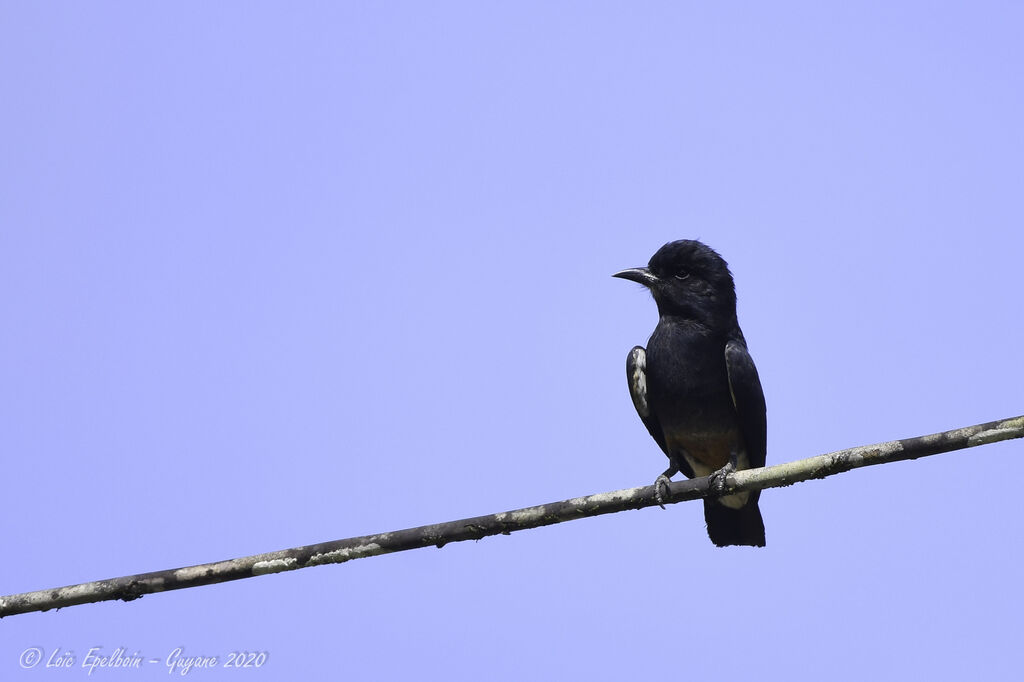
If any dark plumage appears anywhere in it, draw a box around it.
[614,240,767,547]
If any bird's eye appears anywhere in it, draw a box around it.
[674,271,690,281]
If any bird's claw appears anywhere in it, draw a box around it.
[709,462,736,496]
[654,474,672,509]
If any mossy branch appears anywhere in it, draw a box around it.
[2,414,1021,618]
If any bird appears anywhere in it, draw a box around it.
[614,239,767,547]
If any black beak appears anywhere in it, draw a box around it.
[612,267,658,288]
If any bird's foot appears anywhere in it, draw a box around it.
[654,474,673,509]
[709,462,736,497]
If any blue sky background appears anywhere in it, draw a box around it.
[2,2,1022,679]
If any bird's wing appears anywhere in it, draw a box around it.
[724,339,767,469]
[626,346,668,454]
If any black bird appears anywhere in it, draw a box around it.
[614,240,766,547]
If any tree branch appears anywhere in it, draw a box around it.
[3,414,1021,618]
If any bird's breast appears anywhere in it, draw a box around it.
[645,321,747,477]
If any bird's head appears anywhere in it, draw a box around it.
[613,239,738,329]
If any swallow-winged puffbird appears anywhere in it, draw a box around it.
[614,240,766,547]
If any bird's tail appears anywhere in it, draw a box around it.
[703,497,765,547]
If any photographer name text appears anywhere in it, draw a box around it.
[19,646,268,676]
